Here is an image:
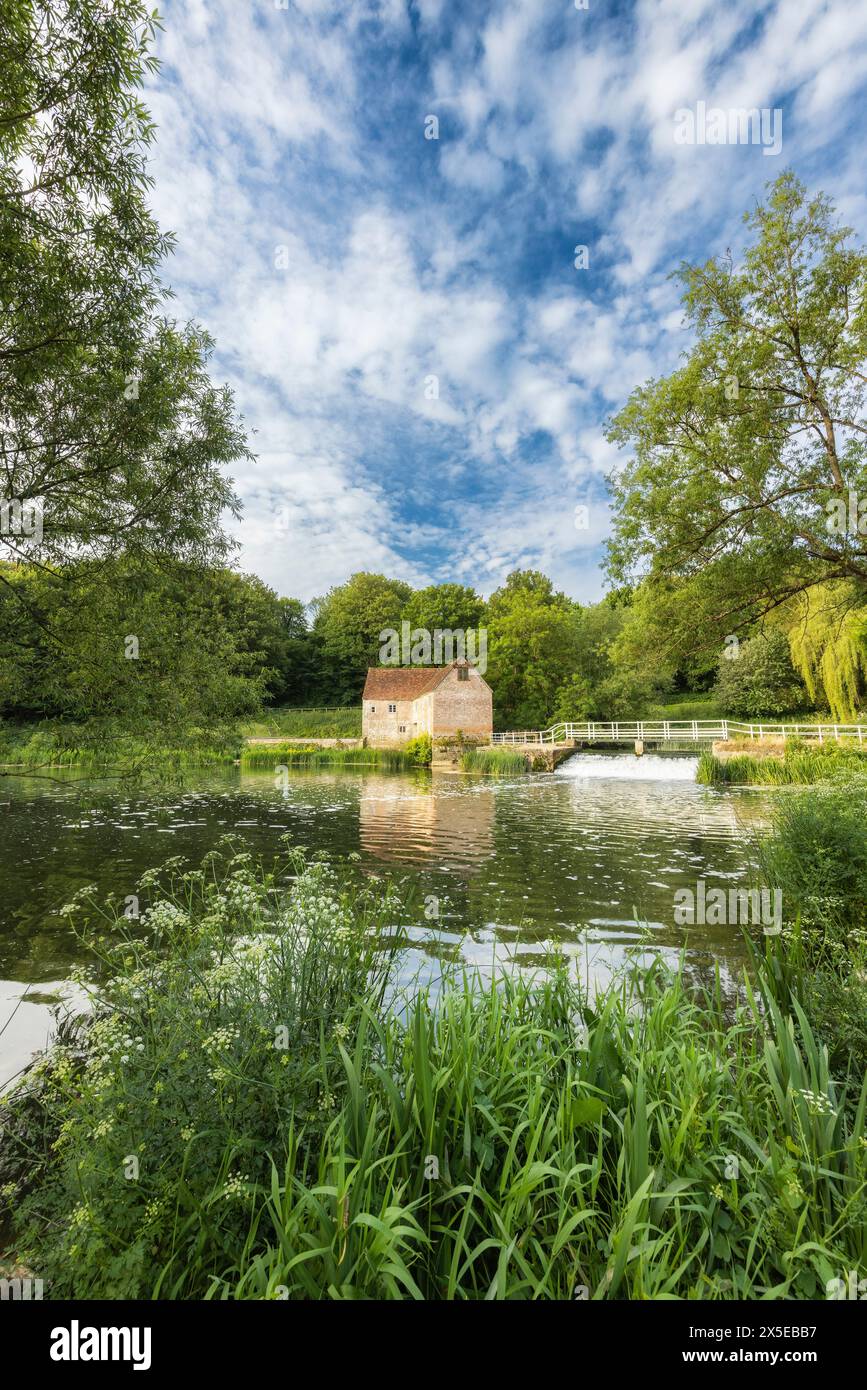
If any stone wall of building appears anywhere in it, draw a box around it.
[429,666,492,740]
[362,664,493,747]
[362,698,416,746]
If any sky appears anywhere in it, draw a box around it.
[145,0,867,606]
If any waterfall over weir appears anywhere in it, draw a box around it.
[555,751,699,781]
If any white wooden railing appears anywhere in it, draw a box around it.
[491,721,867,746]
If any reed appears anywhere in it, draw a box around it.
[459,746,527,775]
[240,743,414,770]
[696,745,867,785]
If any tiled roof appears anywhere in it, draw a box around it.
[362,667,448,700]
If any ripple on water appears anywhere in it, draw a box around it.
[0,763,773,1084]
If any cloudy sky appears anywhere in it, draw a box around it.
[146,0,867,604]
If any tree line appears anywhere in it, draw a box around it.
[1,5,864,737]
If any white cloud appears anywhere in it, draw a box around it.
[147,0,867,602]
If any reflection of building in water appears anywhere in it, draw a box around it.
[358,775,495,869]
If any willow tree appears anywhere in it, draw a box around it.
[787,583,867,720]
[606,174,867,664]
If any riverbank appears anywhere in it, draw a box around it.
[0,720,426,774]
[2,847,865,1301]
[0,721,241,773]
[697,744,867,785]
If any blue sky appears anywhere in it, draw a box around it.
[145,0,867,604]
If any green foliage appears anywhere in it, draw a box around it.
[787,583,867,720]
[607,173,867,661]
[241,708,361,739]
[0,719,240,774]
[697,745,867,785]
[400,584,485,634]
[403,733,432,766]
[0,560,280,732]
[459,747,527,775]
[648,696,723,720]
[715,631,806,718]
[757,783,867,1076]
[485,571,582,727]
[311,574,412,705]
[759,781,867,937]
[6,866,866,1300]
[3,846,401,1297]
[0,1,250,590]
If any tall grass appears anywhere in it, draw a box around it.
[242,708,361,739]
[459,747,528,775]
[755,781,867,1078]
[697,744,867,785]
[241,743,415,771]
[0,720,239,772]
[227,970,867,1301]
[646,695,724,721]
[4,849,866,1300]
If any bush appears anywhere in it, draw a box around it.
[759,781,867,937]
[3,843,400,1298]
[758,782,867,1077]
[715,631,806,718]
[403,733,432,766]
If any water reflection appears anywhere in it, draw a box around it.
[0,758,774,1087]
[359,774,496,867]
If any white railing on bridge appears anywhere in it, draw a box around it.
[491,720,867,746]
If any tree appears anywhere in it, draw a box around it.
[0,1,250,591]
[786,582,867,719]
[486,570,582,727]
[311,573,412,703]
[0,560,276,732]
[607,174,867,664]
[400,584,485,635]
[714,630,806,719]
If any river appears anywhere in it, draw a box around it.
[0,751,773,1088]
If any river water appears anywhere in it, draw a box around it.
[0,751,773,1087]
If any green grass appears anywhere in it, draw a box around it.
[459,746,528,775]
[4,847,866,1300]
[646,694,724,721]
[242,707,361,739]
[697,744,867,785]
[241,742,415,771]
[0,720,239,772]
[645,695,849,725]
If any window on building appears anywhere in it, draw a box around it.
[399,725,406,733]
[457,666,469,681]
[388,703,396,713]
[370,705,375,712]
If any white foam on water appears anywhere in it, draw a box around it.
[555,751,699,781]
